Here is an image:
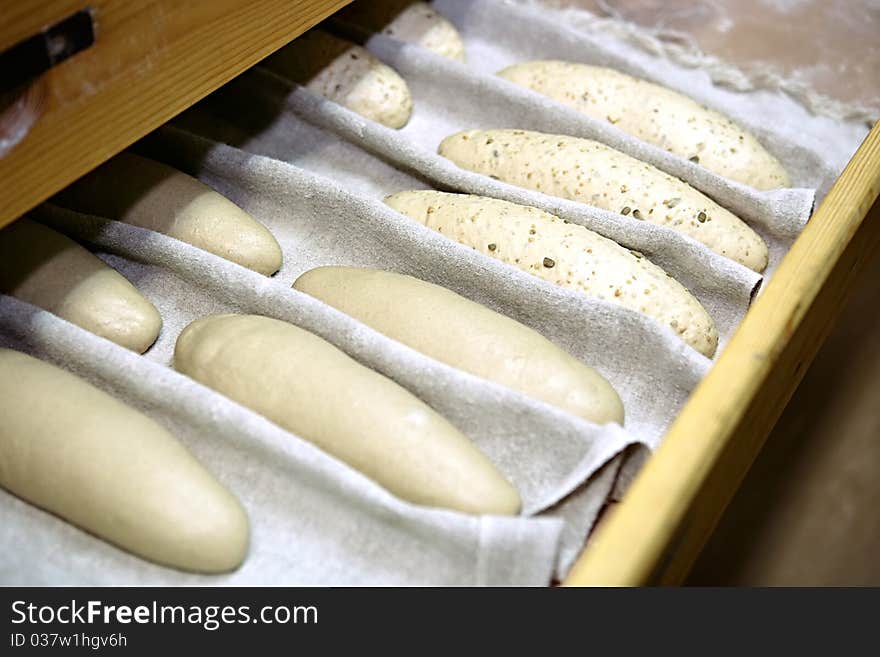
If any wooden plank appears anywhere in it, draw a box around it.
[0,0,352,230]
[0,1,85,52]
[564,121,880,586]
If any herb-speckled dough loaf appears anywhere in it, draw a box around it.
[385,190,718,357]
[338,1,466,62]
[263,29,414,128]
[438,129,768,273]
[498,61,790,190]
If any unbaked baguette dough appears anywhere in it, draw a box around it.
[438,129,768,273]
[54,152,283,275]
[263,29,414,129]
[498,61,790,190]
[174,314,521,515]
[337,1,466,62]
[0,218,161,353]
[0,349,249,573]
[385,191,718,357]
[294,266,624,424]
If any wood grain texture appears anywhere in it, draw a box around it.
[564,120,880,586]
[0,0,352,230]
[0,1,86,52]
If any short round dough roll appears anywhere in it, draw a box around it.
[294,265,624,425]
[174,314,521,515]
[438,128,768,272]
[0,218,161,353]
[0,349,249,573]
[54,152,282,275]
[338,1,466,62]
[264,29,413,129]
[498,61,790,190]
[385,190,718,357]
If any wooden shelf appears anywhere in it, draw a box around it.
[565,120,880,585]
[0,0,352,230]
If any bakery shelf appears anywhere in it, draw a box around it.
[0,0,353,230]
[565,121,880,585]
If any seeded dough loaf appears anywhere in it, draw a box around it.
[0,218,161,353]
[438,129,768,272]
[498,61,790,190]
[294,265,624,424]
[263,29,413,128]
[337,1,466,62]
[385,190,718,357]
[54,152,283,275]
[174,314,521,515]
[0,349,249,573]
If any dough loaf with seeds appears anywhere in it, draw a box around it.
[338,1,466,62]
[385,190,718,357]
[498,61,790,190]
[263,28,413,128]
[438,128,768,272]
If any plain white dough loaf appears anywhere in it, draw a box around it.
[263,28,414,128]
[0,218,161,353]
[498,61,790,190]
[174,314,521,515]
[54,152,283,276]
[0,349,249,573]
[293,265,624,424]
[385,191,718,358]
[438,129,768,273]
